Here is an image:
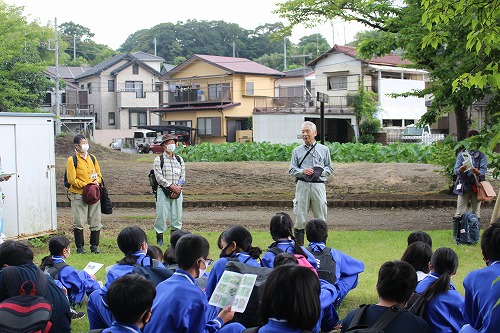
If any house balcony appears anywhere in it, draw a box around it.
[164,87,232,107]
[117,90,159,108]
[49,103,95,117]
[254,96,354,114]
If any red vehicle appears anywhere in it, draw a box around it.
[145,134,191,154]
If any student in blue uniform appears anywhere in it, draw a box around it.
[415,247,466,332]
[305,218,364,305]
[206,225,262,300]
[274,253,339,333]
[261,212,317,269]
[144,234,245,333]
[40,236,100,304]
[461,222,500,333]
[341,261,431,333]
[163,229,191,270]
[401,241,433,282]
[102,274,156,333]
[258,265,321,332]
[87,226,168,329]
[407,231,433,248]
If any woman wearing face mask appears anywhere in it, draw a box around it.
[66,134,103,254]
[153,133,186,247]
[205,225,262,303]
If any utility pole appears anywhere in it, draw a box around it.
[233,41,235,57]
[283,38,287,71]
[54,18,61,136]
[291,54,312,68]
[73,34,76,60]
[153,37,157,56]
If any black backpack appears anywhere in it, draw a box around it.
[243,328,312,333]
[64,154,95,189]
[224,260,273,328]
[40,261,69,280]
[148,154,181,194]
[345,304,403,333]
[131,257,173,286]
[404,292,430,317]
[0,266,53,333]
[456,211,480,245]
[306,246,337,284]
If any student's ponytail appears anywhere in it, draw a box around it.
[421,247,458,300]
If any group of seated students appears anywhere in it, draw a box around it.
[0,219,499,333]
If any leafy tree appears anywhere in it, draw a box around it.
[295,33,330,58]
[348,30,383,47]
[348,85,379,143]
[275,0,496,140]
[0,1,53,112]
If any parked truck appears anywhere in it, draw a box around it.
[401,124,445,144]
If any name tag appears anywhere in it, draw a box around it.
[91,173,98,179]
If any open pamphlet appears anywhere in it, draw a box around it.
[462,151,473,171]
[208,270,257,312]
[0,172,15,178]
[83,261,104,275]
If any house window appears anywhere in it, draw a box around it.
[109,112,115,125]
[392,119,403,127]
[246,82,254,95]
[130,111,147,128]
[167,120,192,128]
[87,83,92,94]
[327,76,347,90]
[108,80,115,92]
[43,92,51,107]
[208,83,231,101]
[198,117,221,136]
[133,64,139,75]
[125,81,144,98]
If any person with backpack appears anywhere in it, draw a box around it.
[261,212,317,269]
[87,226,172,330]
[274,253,340,333]
[452,130,488,237]
[66,133,103,254]
[39,236,100,305]
[305,218,365,305]
[102,274,156,333]
[206,226,263,300]
[461,222,500,333]
[413,247,466,332]
[152,133,186,246]
[341,260,431,333]
[255,265,321,332]
[0,240,71,333]
[144,234,245,333]
[289,121,334,246]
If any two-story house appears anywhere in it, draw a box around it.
[253,45,429,144]
[154,54,285,144]
[74,51,165,145]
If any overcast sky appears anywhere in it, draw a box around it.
[6,0,367,51]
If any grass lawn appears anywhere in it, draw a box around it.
[31,228,485,332]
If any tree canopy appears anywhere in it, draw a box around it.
[276,0,499,140]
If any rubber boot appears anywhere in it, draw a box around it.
[171,227,179,234]
[156,232,164,246]
[452,216,461,242]
[294,228,305,246]
[74,228,86,254]
[90,230,100,254]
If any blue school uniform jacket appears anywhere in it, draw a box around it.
[258,318,310,333]
[308,242,365,302]
[87,251,161,329]
[261,240,318,269]
[144,270,244,333]
[205,253,261,300]
[463,261,500,333]
[51,256,100,304]
[102,322,142,333]
[415,273,466,333]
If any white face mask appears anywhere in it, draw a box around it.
[166,143,176,153]
[81,143,89,152]
[198,267,206,278]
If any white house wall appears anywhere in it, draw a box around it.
[314,53,362,98]
[378,78,426,120]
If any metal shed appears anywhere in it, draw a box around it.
[0,112,57,239]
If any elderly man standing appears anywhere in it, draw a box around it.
[289,121,333,245]
[153,134,185,246]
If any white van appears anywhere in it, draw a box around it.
[133,130,161,148]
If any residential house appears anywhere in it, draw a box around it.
[44,66,94,135]
[74,51,165,146]
[253,45,429,144]
[154,54,285,144]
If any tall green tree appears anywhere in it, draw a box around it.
[295,33,330,59]
[0,1,53,112]
[275,0,497,140]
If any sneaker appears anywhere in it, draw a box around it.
[71,308,85,320]
[76,247,87,254]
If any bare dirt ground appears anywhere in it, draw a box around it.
[55,135,497,234]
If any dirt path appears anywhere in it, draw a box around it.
[56,205,495,236]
